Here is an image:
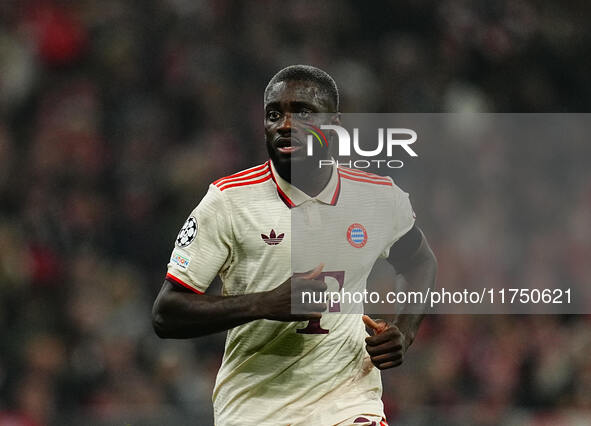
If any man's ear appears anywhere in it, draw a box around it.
[331,112,341,125]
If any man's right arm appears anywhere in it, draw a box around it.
[152,265,326,339]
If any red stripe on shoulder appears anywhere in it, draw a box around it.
[340,172,393,186]
[218,174,272,191]
[216,168,270,189]
[166,273,204,294]
[339,166,380,176]
[339,167,391,182]
[213,162,268,186]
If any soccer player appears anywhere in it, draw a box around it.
[152,65,437,426]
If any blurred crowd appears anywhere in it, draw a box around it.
[0,0,590,425]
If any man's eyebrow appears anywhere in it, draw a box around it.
[289,101,319,110]
[265,102,279,111]
[264,100,323,112]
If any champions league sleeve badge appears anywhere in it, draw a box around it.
[176,216,198,247]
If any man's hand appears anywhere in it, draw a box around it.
[258,264,327,322]
[363,315,407,370]
[153,264,327,339]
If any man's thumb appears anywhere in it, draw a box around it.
[301,263,324,279]
[362,315,388,334]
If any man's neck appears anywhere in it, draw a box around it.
[273,160,333,198]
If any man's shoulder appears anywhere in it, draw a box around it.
[337,167,410,210]
[338,167,394,188]
[211,161,272,193]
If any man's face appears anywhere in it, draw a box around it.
[264,80,336,171]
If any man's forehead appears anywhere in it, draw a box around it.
[265,80,329,106]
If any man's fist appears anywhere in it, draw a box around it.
[363,315,407,370]
[259,264,327,322]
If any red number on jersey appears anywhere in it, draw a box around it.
[297,271,345,335]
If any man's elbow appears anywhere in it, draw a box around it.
[426,245,438,272]
[427,248,438,287]
[395,242,437,276]
[152,313,166,338]
[152,300,172,339]
[416,235,438,275]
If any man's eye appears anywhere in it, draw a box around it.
[267,111,281,121]
[297,110,311,120]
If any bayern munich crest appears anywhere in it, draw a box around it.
[176,216,198,247]
[347,223,367,248]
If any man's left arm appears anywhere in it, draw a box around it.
[364,225,437,370]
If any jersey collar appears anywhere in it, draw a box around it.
[268,160,341,208]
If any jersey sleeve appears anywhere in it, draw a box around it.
[380,178,416,259]
[166,184,233,293]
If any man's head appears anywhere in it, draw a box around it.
[264,65,339,174]
[264,65,339,112]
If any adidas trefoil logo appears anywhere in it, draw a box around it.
[261,229,284,246]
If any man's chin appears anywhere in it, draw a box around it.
[271,150,306,166]
[279,152,321,167]
[269,149,330,177]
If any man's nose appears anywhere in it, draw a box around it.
[278,113,292,134]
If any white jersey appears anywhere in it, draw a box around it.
[166,160,415,426]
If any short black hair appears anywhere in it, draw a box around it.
[264,65,339,112]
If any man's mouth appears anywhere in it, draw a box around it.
[276,137,304,154]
